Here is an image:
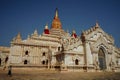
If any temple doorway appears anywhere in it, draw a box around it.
[75,59,79,65]
[98,47,106,70]
[24,60,28,64]
[42,60,45,65]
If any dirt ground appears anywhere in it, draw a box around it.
[0,67,120,80]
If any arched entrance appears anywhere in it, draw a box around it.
[98,47,106,70]
[24,60,28,64]
[42,60,45,65]
[75,59,79,65]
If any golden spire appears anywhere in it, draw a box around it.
[51,8,62,29]
[55,8,58,18]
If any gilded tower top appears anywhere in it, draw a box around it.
[51,8,62,29]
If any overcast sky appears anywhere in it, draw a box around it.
[0,0,120,47]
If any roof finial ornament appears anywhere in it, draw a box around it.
[95,20,100,28]
[51,8,62,29]
[44,23,49,34]
[72,30,76,34]
[71,29,77,38]
[16,32,22,40]
[55,8,58,18]
[32,29,38,37]
[45,23,48,29]
[14,32,22,42]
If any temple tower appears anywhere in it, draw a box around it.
[51,8,62,29]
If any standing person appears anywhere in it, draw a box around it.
[0,58,1,66]
[8,65,12,77]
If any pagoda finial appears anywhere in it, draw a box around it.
[15,32,22,42]
[72,30,76,34]
[95,20,100,28]
[16,32,22,40]
[45,23,48,29]
[32,29,38,37]
[44,23,49,34]
[55,8,58,18]
[51,8,62,29]
[71,29,77,38]
[34,29,38,35]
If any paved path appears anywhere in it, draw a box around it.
[0,68,120,80]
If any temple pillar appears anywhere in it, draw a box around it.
[82,40,95,72]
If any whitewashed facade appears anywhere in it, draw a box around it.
[0,46,9,66]
[9,9,120,72]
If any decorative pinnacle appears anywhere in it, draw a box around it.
[55,8,58,18]
[95,20,99,28]
[33,29,38,36]
[45,23,48,29]
[72,30,76,33]
[16,32,21,39]
[15,32,22,42]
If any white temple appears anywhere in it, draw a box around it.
[9,8,120,72]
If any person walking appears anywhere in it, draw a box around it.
[8,65,12,77]
[0,58,1,66]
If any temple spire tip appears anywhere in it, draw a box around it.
[55,8,58,18]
